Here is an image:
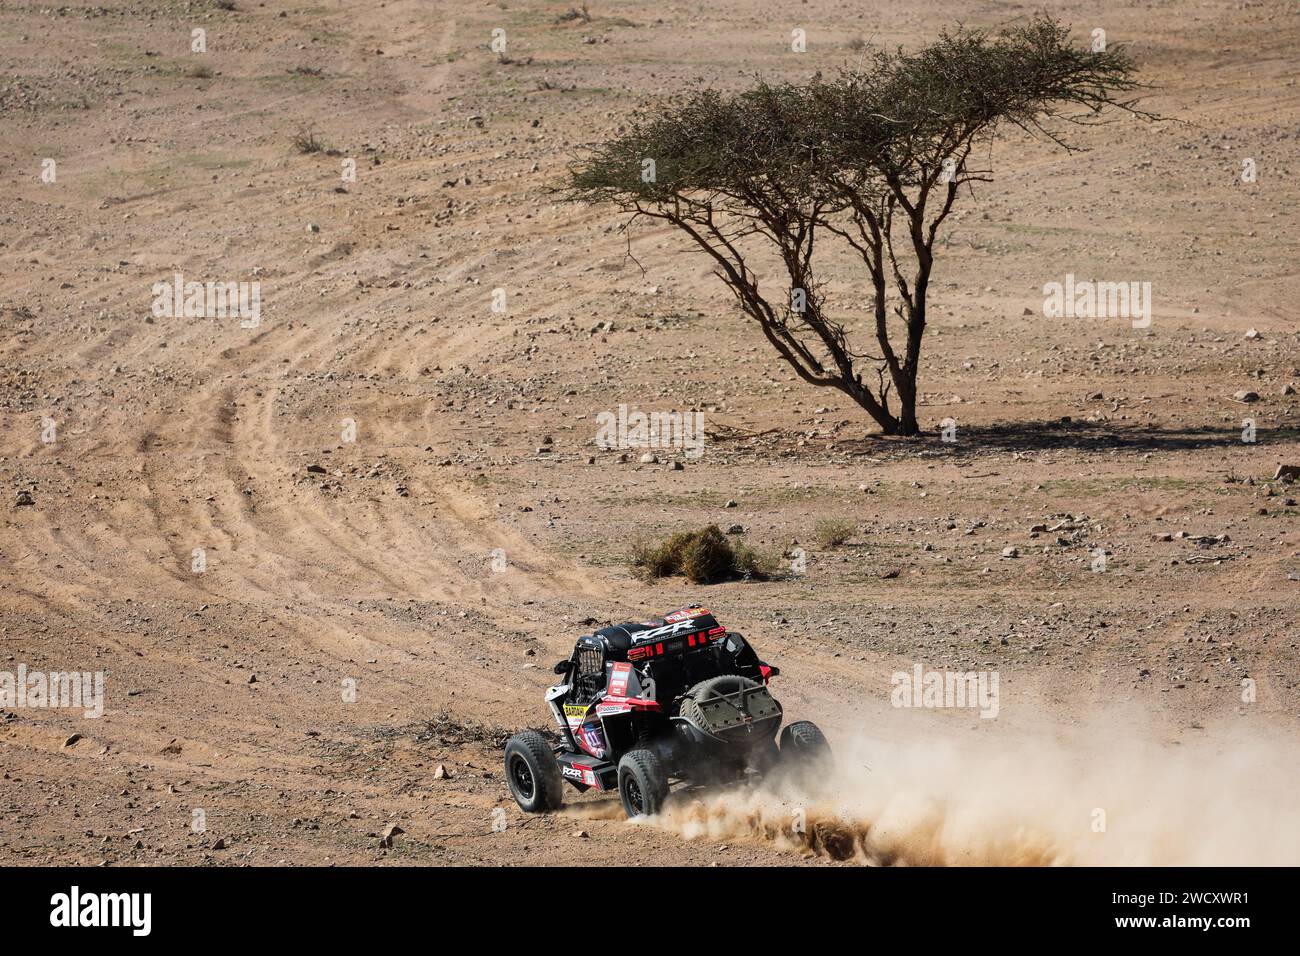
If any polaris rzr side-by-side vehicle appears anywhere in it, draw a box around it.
[504,606,830,819]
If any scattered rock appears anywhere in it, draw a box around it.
[1233,390,1260,403]
[63,733,82,748]
[379,824,404,848]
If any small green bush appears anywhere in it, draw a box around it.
[814,519,855,549]
[730,538,782,580]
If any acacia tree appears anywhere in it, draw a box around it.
[567,17,1145,435]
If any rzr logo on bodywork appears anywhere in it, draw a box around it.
[633,619,701,642]
[561,764,597,786]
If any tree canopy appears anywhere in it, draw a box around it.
[567,17,1147,435]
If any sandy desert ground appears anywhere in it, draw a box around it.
[2,0,1299,866]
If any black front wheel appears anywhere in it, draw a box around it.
[504,730,564,813]
[617,749,669,819]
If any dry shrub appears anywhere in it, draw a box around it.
[291,128,326,154]
[631,525,778,583]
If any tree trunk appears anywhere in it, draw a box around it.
[895,369,921,436]
[846,385,903,435]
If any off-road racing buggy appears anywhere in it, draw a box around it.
[504,606,830,819]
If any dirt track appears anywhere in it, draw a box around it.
[2,0,1299,865]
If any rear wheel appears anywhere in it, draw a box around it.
[617,749,669,819]
[779,720,831,768]
[504,730,563,813]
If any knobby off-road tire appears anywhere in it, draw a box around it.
[617,749,668,819]
[504,730,564,813]
[778,720,831,767]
